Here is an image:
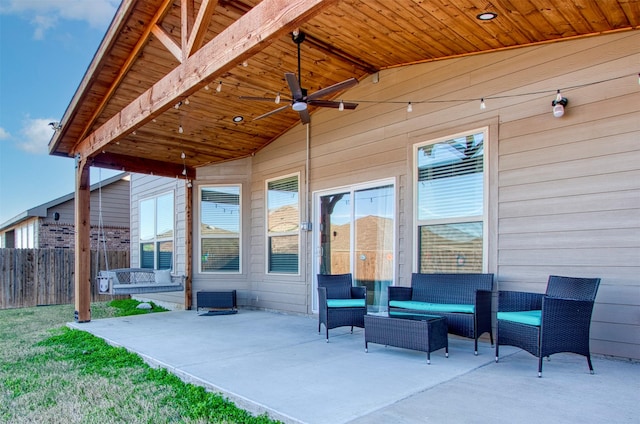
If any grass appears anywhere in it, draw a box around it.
[0,300,281,424]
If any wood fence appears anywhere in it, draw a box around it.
[0,248,130,309]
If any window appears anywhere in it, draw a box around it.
[139,192,174,269]
[266,174,299,274]
[415,129,487,272]
[15,222,35,248]
[200,185,241,273]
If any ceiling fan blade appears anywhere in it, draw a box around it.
[306,78,358,101]
[298,108,311,125]
[253,104,290,121]
[239,96,280,102]
[308,100,358,110]
[285,72,304,100]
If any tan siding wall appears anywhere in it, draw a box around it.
[43,178,130,227]
[183,31,639,358]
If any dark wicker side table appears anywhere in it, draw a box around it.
[364,314,448,364]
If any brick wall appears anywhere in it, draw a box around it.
[39,222,130,251]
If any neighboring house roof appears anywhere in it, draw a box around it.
[0,172,130,231]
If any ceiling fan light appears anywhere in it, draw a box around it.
[292,101,307,111]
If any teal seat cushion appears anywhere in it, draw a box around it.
[389,300,475,314]
[497,310,542,326]
[327,299,366,308]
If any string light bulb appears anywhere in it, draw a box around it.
[338,100,344,111]
[178,125,184,133]
[242,60,248,67]
[275,92,281,104]
[480,98,486,110]
[407,102,413,112]
[216,81,222,92]
[551,89,568,118]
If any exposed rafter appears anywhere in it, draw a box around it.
[72,0,339,166]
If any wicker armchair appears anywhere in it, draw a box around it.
[317,273,366,342]
[495,275,601,377]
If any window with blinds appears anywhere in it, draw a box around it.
[200,186,241,273]
[138,192,174,270]
[415,130,486,273]
[266,175,299,274]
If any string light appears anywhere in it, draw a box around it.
[242,60,248,67]
[178,124,184,133]
[551,89,568,118]
[194,72,636,119]
[174,101,182,109]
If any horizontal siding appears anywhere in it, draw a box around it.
[136,31,640,358]
[494,32,640,359]
[42,178,130,227]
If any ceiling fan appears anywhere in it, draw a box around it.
[240,31,358,125]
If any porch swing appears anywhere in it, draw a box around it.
[95,173,184,295]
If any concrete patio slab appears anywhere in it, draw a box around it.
[69,309,639,424]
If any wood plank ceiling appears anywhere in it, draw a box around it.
[49,0,639,179]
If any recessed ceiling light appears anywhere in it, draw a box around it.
[477,12,498,21]
[232,116,244,123]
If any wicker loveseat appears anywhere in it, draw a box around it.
[388,273,494,354]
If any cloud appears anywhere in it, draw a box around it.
[0,0,120,38]
[16,118,57,154]
[0,127,10,140]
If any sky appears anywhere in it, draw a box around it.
[0,0,122,224]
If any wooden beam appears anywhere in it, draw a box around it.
[72,0,339,161]
[74,158,91,323]
[152,24,183,63]
[91,152,196,180]
[186,0,219,57]
[181,0,195,61]
[74,0,175,145]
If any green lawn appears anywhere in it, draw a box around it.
[0,301,281,424]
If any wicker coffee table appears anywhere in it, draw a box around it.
[364,314,448,364]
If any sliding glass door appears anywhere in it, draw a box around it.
[314,180,395,313]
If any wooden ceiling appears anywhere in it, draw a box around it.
[49,0,639,179]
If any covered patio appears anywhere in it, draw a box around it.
[69,309,639,424]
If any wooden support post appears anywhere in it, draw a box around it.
[74,156,91,322]
[184,181,193,309]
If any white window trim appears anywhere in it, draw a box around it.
[412,126,490,273]
[198,184,242,274]
[312,177,397,313]
[265,172,301,276]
